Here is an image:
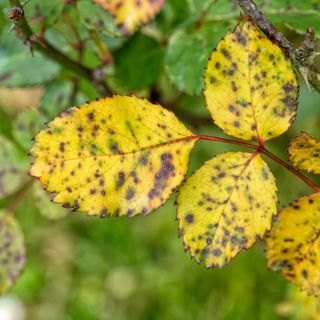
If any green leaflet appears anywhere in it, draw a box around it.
[165,23,229,95]
[0,135,28,199]
[115,34,164,91]
[0,210,25,294]
[13,108,47,151]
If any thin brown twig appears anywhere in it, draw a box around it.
[6,179,34,214]
[8,0,111,96]
[194,134,320,192]
[237,0,320,93]
[261,148,320,192]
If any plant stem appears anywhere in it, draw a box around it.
[261,148,320,192]
[237,0,294,54]
[194,134,320,192]
[195,134,261,151]
[8,0,110,96]
[6,179,34,214]
[237,0,320,93]
[195,0,218,28]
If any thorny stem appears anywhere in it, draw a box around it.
[238,0,320,93]
[6,179,34,214]
[194,134,320,192]
[8,0,111,96]
[237,0,294,53]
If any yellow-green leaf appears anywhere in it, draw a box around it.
[33,182,68,220]
[0,135,28,199]
[277,285,320,319]
[177,152,278,268]
[30,95,196,217]
[93,0,164,34]
[266,193,320,296]
[204,21,298,142]
[0,211,25,294]
[13,108,47,151]
[288,132,320,174]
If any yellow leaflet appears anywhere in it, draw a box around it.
[204,21,298,142]
[93,0,164,34]
[277,285,320,319]
[266,193,320,296]
[0,211,25,294]
[30,95,196,217]
[177,152,278,268]
[288,132,320,174]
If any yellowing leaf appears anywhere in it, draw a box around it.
[0,211,25,294]
[93,0,164,34]
[266,193,320,296]
[30,96,196,217]
[204,21,298,142]
[277,285,320,319]
[288,132,320,174]
[177,152,278,268]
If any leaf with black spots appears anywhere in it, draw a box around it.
[204,21,299,142]
[0,211,25,294]
[266,193,320,296]
[25,0,65,33]
[13,108,47,151]
[30,95,196,217]
[93,0,164,35]
[40,80,74,118]
[177,152,278,268]
[0,135,28,199]
[77,0,121,37]
[288,132,320,174]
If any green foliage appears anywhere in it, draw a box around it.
[0,32,59,87]
[40,80,74,118]
[0,135,28,199]
[256,0,320,35]
[26,0,64,32]
[115,34,164,90]
[1,0,320,318]
[33,182,68,220]
[0,210,25,294]
[77,0,120,37]
[13,108,47,151]
[166,23,229,95]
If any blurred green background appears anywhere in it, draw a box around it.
[0,0,320,319]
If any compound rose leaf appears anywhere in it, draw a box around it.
[177,152,278,268]
[266,193,320,296]
[204,21,298,142]
[30,95,196,217]
[288,132,320,174]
